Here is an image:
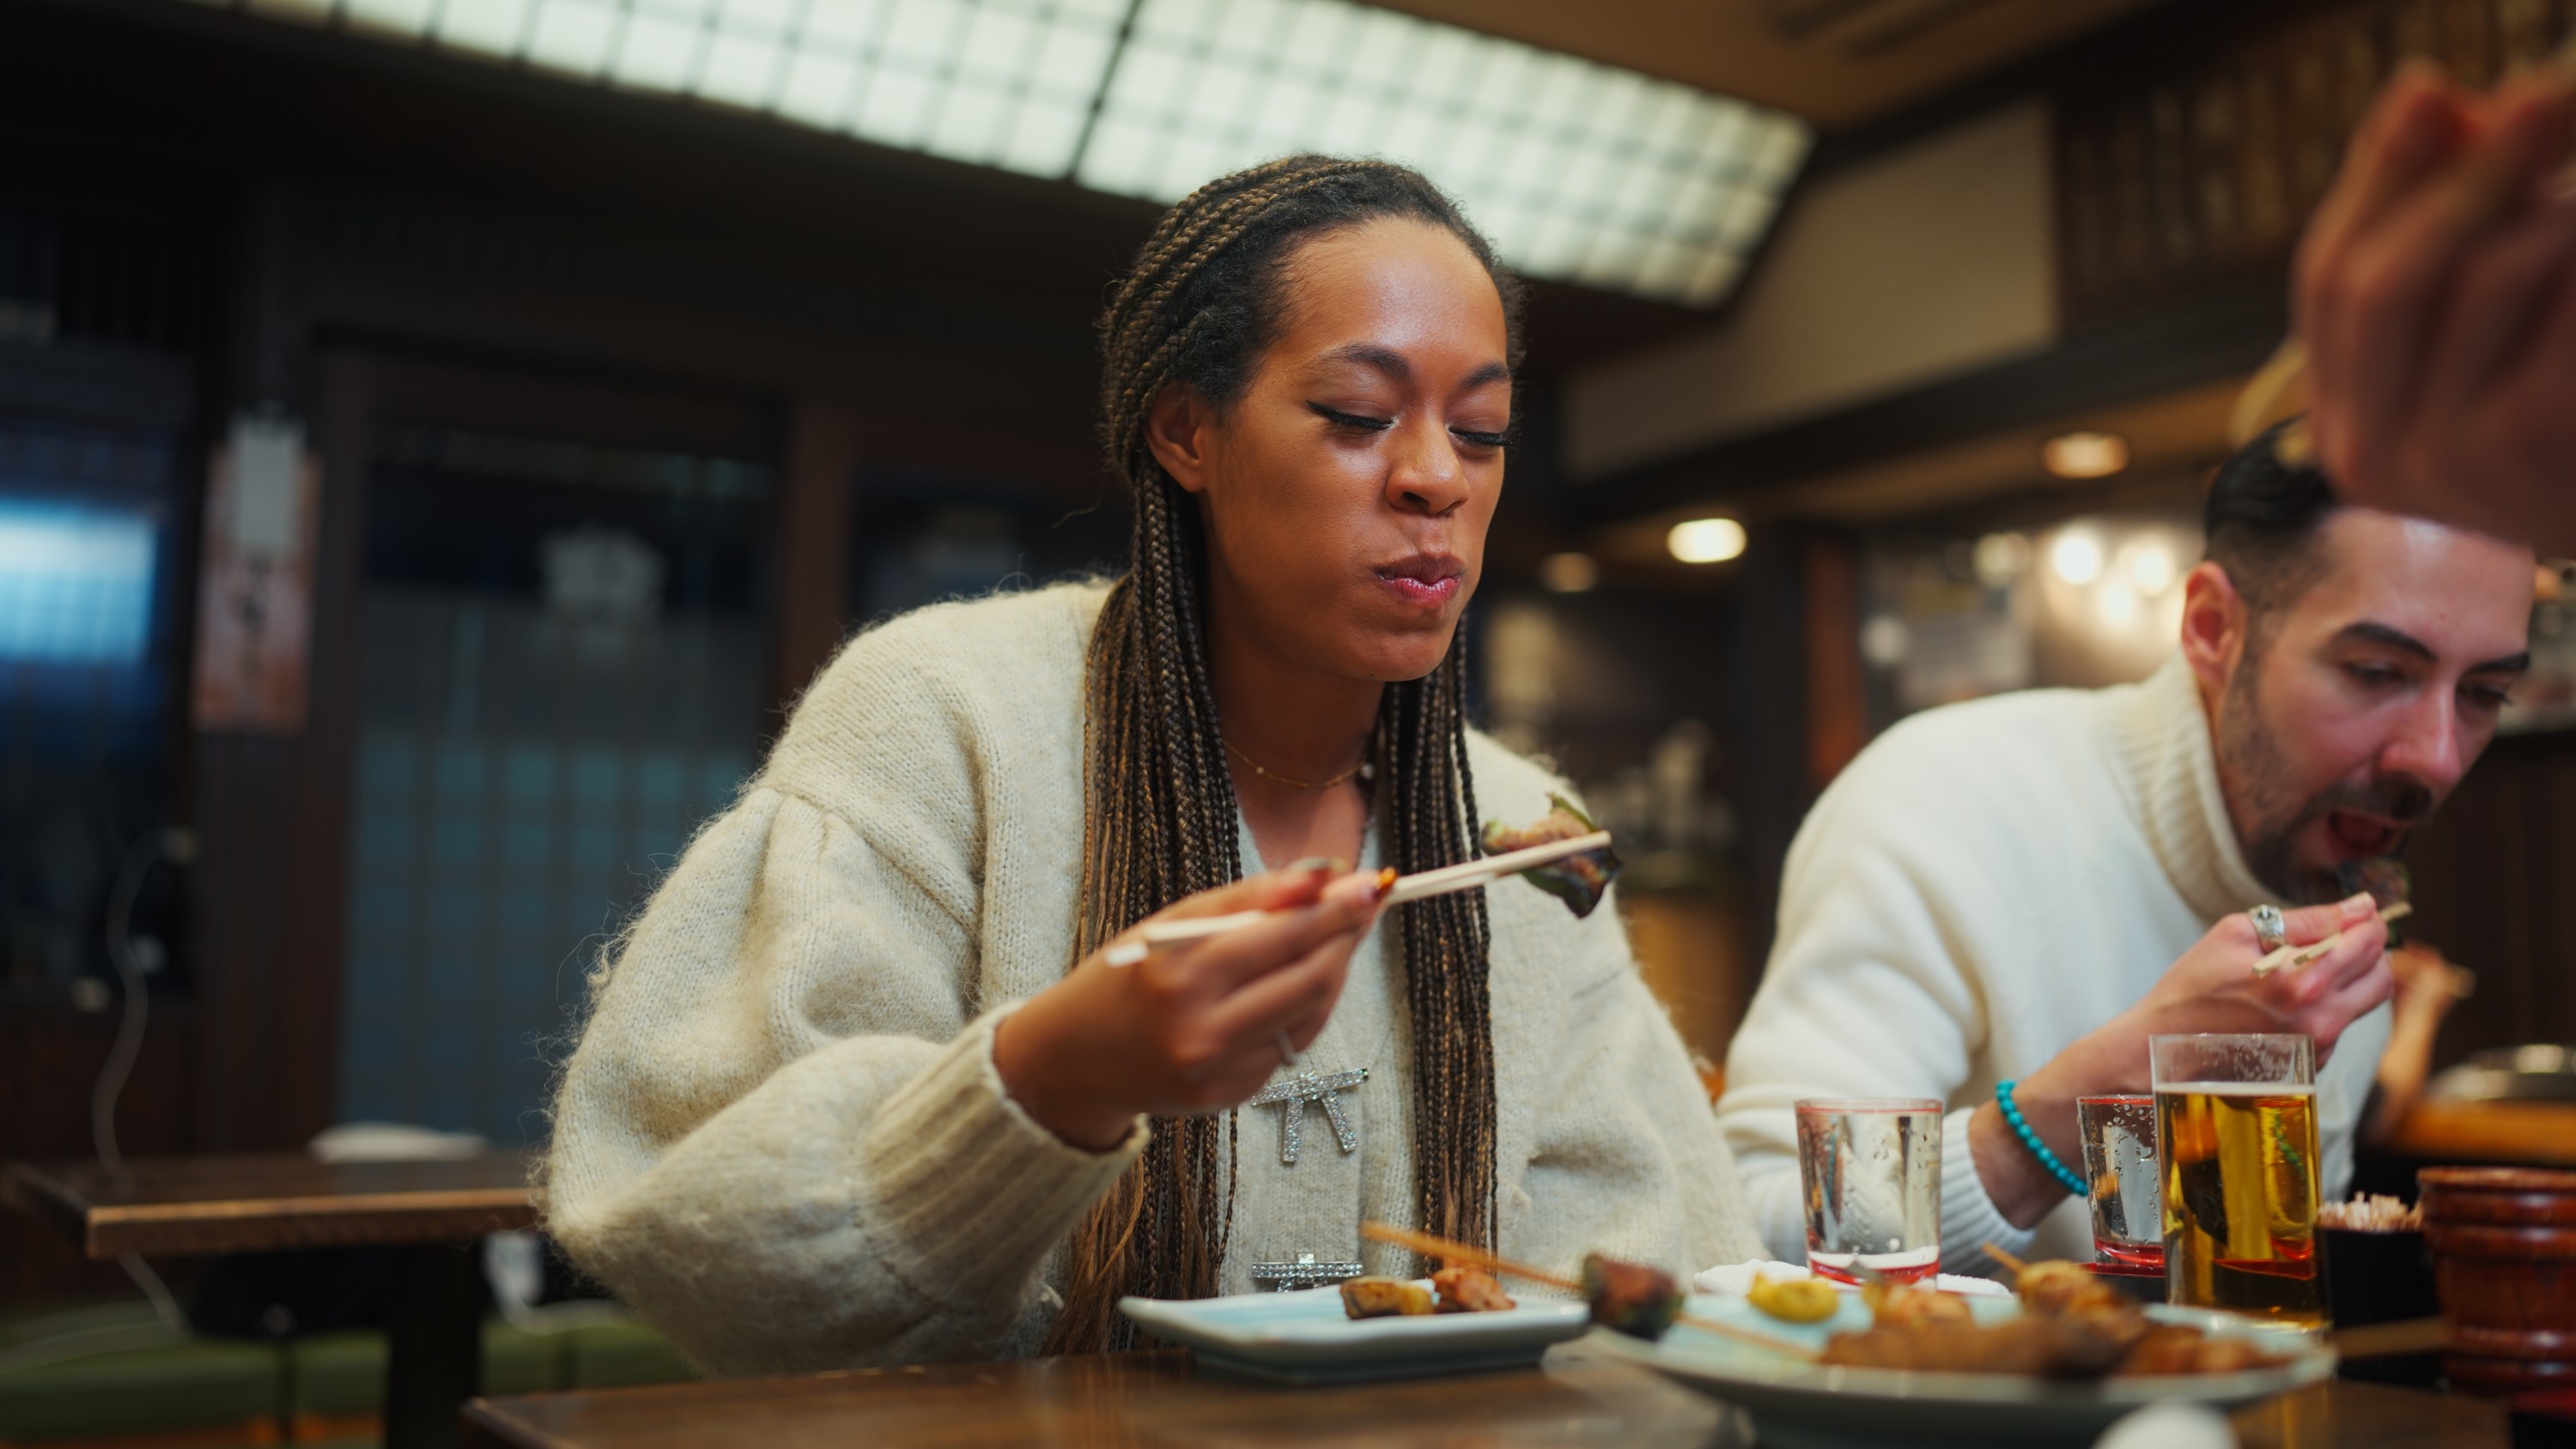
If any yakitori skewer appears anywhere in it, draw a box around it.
[1359,1222,1817,1360]
[1103,831,1613,964]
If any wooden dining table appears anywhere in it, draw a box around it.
[460,1344,2512,1449]
[3,1151,534,1449]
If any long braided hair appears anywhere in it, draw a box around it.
[1043,156,1528,1354]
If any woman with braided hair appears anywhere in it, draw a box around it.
[544,155,1763,1373]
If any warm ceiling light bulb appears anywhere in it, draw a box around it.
[1540,551,1599,593]
[1972,531,2031,587]
[2126,540,2178,595]
[2050,529,2103,585]
[1668,518,1747,564]
[2042,431,2129,479]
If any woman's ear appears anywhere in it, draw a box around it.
[1144,384,1214,494]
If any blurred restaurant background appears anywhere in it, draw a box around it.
[4,0,2576,1440]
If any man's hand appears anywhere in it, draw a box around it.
[1969,894,2391,1228]
[2295,60,2576,553]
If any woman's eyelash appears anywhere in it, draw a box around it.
[1310,403,1392,432]
[1309,403,1515,449]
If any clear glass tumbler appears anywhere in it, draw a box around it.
[1795,1096,1943,1284]
[2150,1034,2324,1330]
[2077,1094,2162,1269]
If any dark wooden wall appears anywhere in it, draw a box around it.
[2404,727,2576,1063]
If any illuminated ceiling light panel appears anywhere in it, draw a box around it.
[0,504,157,665]
[185,0,1809,305]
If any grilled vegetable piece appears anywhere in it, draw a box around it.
[1340,1276,1435,1319]
[1747,1274,1841,1324]
[2337,856,2412,946]
[1431,1265,1516,1314]
[1582,1253,1685,1340]
[1479,794,1624,919]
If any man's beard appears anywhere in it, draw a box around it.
[2216,666,2435,903]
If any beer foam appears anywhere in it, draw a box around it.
[2155,1082,2316,1097]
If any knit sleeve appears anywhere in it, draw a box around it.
[1507,899,1768,1277]
[542,603,1142,1375]
[1712,731,2032,1276]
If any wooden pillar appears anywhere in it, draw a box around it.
[1801,530,1868,791]
[772,399,856,713]
[189,350,368,1150]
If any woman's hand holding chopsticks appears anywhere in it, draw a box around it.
[992,863,1388,1149]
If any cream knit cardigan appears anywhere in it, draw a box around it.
[1716,654,2391,1275]
[545,580,1762,1376]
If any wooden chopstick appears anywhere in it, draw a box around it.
[1358,1221,1819,1361]
[1112,832,1613,957]
[2251,900,2413,978]
[1362,1221,1583,1294]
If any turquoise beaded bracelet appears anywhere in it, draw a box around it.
[1996,1079,2087,1197]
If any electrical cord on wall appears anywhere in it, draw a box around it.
[92,828,198,1329]
[0,828,198,1374]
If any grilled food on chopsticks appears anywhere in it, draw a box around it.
[1480,795,1623,918]
[2338,856,2412,947]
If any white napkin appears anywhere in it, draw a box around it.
[1691,1259,2011,1299]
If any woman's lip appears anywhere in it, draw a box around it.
[1376,572,1461,608]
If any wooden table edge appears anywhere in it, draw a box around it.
[3,1157,538,1258]
[463,1397,573,1449]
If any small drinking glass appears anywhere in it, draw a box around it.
[1795,1097,1943,1284]
[2151,1034,2324,1330]
[2077,1094,2162,1270]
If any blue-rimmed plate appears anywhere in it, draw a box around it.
[1589,1292,2336,1449]
[1118,1284,1591,1385]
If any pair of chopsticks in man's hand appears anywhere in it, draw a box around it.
[1099,831,1611,967]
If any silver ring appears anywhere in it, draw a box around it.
[2250,904,2289,954]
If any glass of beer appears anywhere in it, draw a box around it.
[1795,1097,1943,1284]
[2150,1034,2324,1330]
[2077,1094,2161,1269]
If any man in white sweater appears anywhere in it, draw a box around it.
[1718,430,2537,1271]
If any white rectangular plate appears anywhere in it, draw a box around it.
[1118,1284,1591,1385]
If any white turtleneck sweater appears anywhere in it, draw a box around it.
[1716,654,2389,1273]
[544,580,1763,1376]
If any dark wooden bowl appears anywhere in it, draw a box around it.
[2421,1167,2576,1395]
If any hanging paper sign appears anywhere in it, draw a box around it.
[191,408,318,734]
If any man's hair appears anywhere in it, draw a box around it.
[2202,417,2342,620]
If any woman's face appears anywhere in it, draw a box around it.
[1147,215,1511,684]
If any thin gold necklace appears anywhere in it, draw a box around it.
[1224,736,1373,791]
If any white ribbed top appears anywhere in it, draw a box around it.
[1716,654,2389,1273]
[544,580,1763,1376]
